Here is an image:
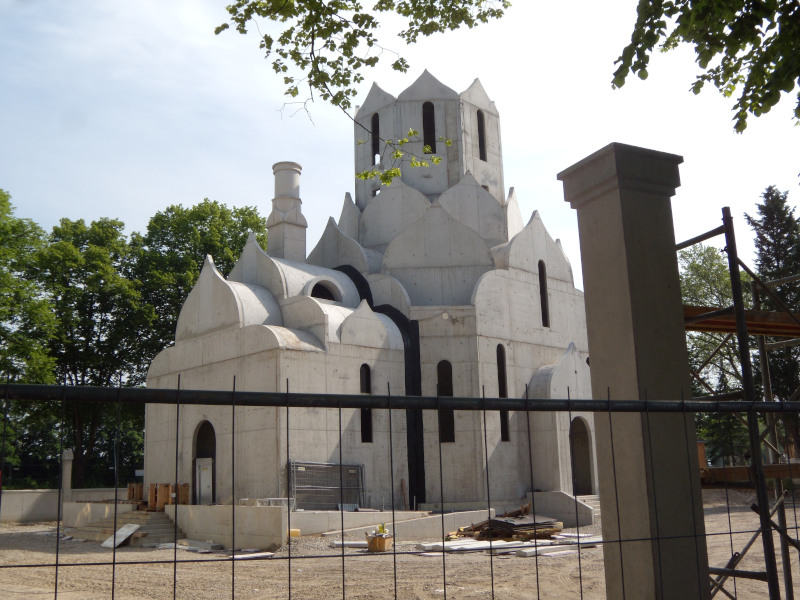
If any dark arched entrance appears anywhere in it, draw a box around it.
[569,417,593,495]
[193,420,216,505]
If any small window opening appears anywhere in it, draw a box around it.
[538,260,550,327]
[422,102,436,154]
[477,110,487,161]
[371,113,380,165]
[437,360,454,443]
[360,364,373,443]
[311,282,336,301]
[497,345,510,441]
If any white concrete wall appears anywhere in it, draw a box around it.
[0,490,59,522]
[1,489,128,523]
[165,504,286,551]
[146,339,406,508]
[63,501,135,528]
[528,491,594,528]
[290,510,423,535]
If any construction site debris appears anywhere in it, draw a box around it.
[101,523,140,548]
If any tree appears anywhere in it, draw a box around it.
[214,0,510,109]
[745,186,800,457]
[0,190,57,486]
[613,1,800,132]
[679,243,750,465]
[130,199,269,370]
[30,217,154,487]
[0,190,55,384]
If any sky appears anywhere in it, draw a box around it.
[2,0,799,289]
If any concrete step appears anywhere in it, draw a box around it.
[576,495,601,521]
[69,510,186,547]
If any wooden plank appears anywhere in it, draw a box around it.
[101,523,141,548]
[179,483,189,505]
[684,305,800,337]
[156,483,169,510]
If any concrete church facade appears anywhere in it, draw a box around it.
[145,71,597,512]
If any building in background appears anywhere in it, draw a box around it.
[145,72,596,514]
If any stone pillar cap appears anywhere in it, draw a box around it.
[557,142,683,209]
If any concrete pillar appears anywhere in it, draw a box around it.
[61,449,74,503]
[558,143,709,600]
[266,161,307,262]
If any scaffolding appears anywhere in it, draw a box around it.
[678,206,800,599]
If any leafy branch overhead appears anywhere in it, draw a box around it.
[612,1,800,132]
[355,129,452,185]
[215,0,510,109]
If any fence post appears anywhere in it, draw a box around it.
[559,143,709,600]
[61,450,74,503]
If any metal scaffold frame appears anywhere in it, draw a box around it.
[677,206,800,599]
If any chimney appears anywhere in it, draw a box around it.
[266,161,307,262]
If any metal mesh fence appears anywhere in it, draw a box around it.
[0,384,798,599]
[289,460,365,510]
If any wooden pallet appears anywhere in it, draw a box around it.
[147,483,190,511]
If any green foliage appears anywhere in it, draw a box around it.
[679,244,744,392]
[130,199,269,370]
[0,190,55,384]
[679,244,750,465]
[33,218,153,387]
[355,133,451,185]
[25,217,153,487]
[216,0,509,109]
[613,1,800,131]
[745,186,800,457]
[0,196,268,488]
[745,186,800,403]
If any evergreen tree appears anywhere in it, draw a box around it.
[745,186,800,457]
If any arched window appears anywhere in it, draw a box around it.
[371,113,380,165]
[497,345,510,441]
[477,110,487,161]
[422,102,436,154]
[437,360,454,443]
[360,364,373,443]
[311,282,337,301]
[538,260,550,328]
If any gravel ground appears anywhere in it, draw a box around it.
[0,489,797,599]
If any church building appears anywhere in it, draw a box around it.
[144,71,596,513]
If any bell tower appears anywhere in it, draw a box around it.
[353,71,504,210]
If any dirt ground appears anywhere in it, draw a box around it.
[0,489,798,599]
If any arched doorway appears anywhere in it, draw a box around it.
[569,418,593,495]
[193,420,216,505]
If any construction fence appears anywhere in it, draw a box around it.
[0,384,798,599]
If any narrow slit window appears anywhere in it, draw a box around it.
[497,344,510,441]
[422,102,436,154]
[538,260,550,327]
[371,113,380,165]
[437,360,454,443]
[360,364,373,443]
[477,110,487,161]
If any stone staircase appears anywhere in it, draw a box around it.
[576,494,601,523]
[68,511,186,547]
